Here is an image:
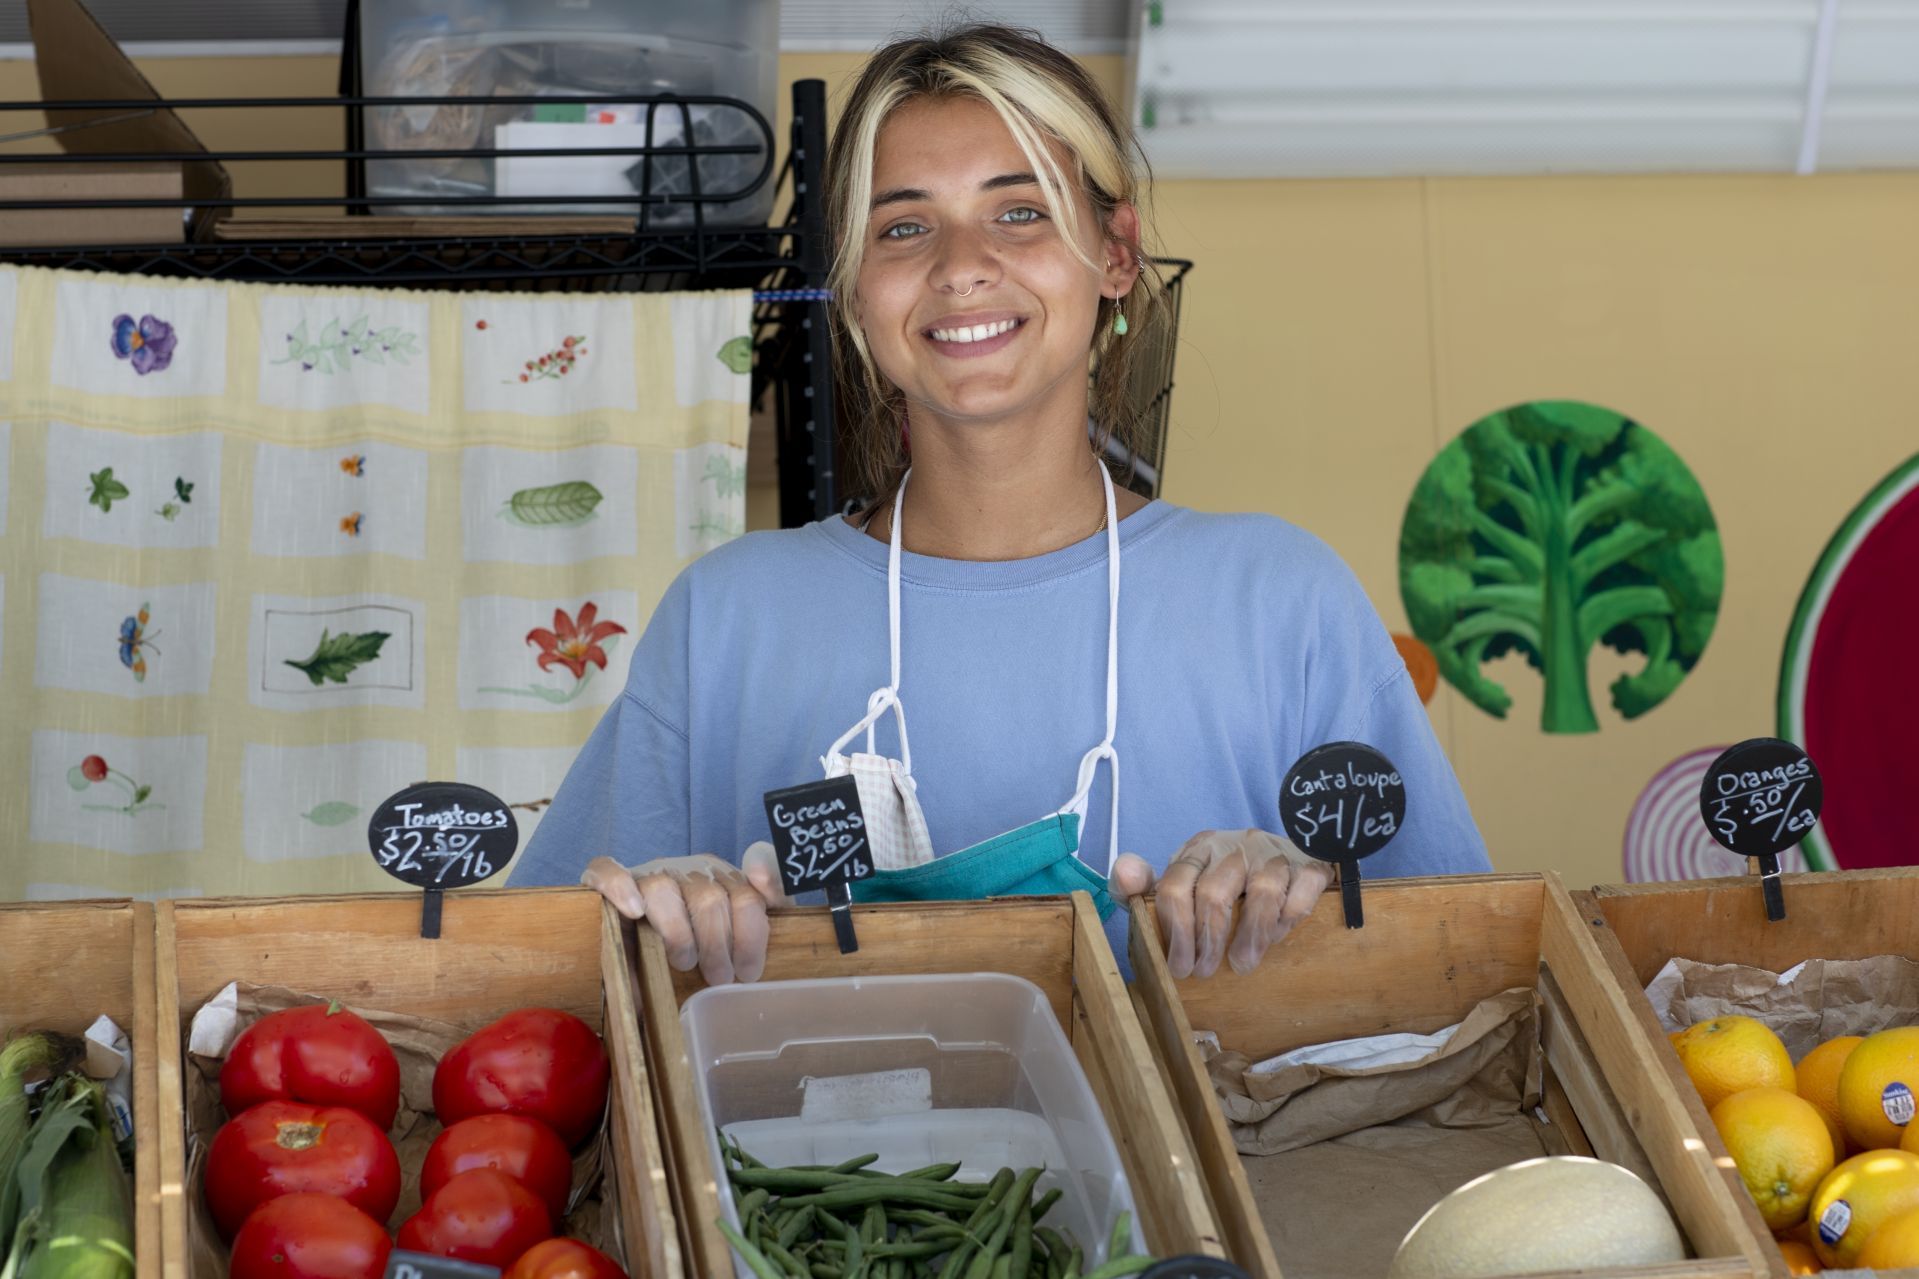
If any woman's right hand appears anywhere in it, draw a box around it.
[582,845,788,985]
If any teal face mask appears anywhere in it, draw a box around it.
[818,466,1125,920]
[850,813,1118,920]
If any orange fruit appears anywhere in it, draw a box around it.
[1711,1087,1835,1230]
[1673,1016,1796,1112]
[1777,1239,1822,1274]
[1797,1036,1863,1158]
[1808,1149,1919,1268]
[1860,1205,1919,1268]
[1838,1027,1919,1151]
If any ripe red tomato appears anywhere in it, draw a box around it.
[421,1114,572,1223]
[205,1099,402,1240]
[433,1009,609,1147]
[229,1193,393,1279]
[503,1239,627,1279]
[222,1003,402,1130]
[397,1169,552,1269]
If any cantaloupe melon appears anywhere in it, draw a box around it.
[1387,1156,1687,1278]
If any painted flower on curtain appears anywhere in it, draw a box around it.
[111,313,177,375]
[482,603,628,704]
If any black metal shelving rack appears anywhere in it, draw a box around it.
[0,76,843,525]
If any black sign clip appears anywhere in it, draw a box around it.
[764,776,874,955]
[366,782,518,938]
[1278,741,1408,930]
[1698,737,1823,924]
[384,1249,501,1279]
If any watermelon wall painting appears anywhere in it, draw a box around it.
[1623,746,1811,882]
[1779,452,1919,871]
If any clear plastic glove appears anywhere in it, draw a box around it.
[581,845,788,985]
[1111,828,1331,979]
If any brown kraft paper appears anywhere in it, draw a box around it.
[1201,987,1554,1279]
[184,983,615,1279]
[1644,955,1919,1057]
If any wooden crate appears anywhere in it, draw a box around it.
[1127,872,1775,1279]
[1582,867,1919,1279]
[0,899,161,1279]
[634,892,1224,1279]
[154,888,681,1279]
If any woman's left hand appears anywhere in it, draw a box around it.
[1111,829,1331,978]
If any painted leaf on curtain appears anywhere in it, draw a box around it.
[503,481,604,528]
[284,629,392,686]
[301,802,362,826]
[88,467,130,512]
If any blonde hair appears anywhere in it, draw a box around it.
[825,23,1162,504]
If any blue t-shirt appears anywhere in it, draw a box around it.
[510,501,1492,966]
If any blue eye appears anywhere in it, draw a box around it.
[1002,207,1045,225]
[881,222,924,241]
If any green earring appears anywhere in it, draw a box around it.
[1112,298,1128,336]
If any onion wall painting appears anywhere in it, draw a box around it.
[1623,746,1810,882]
[1779,452,1919,870]
[1399,400,1724,734]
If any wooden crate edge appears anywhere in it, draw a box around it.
[599,902,685,1279]
[1544,878,1781,1279]
[1066,892,1224,1261]
[1124,897,1280,1279]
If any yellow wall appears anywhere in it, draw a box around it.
[10,48,1913,891]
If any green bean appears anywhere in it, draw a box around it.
[732,1168,881,1192]
[778,1205,816,1250]
[1105,1212,1131,1262]
[764,1240,812,1279]
[964,1170,1040,1279]
[864,1203,887,1245]
[809,1267,840,1279]
[780,1183,979,1212]
[835,1154,883,1173]
[901,1162,964,1181]
[869,1242,959,1260]
[719,1217,787,1279]
[1007,1202,1032,1279]
[1030,1190,1062,1223]
[1064,1247,1082,1279]
[739,1188,772,1218]
[1078,1258,1151,1279]
[1034,1229,1071,1265]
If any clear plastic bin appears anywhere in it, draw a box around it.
[359,0,777,225]
[682,973,1145,1279]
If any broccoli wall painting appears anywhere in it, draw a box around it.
[1398,400,1723,734]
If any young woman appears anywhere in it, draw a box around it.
[509,24,1491,982]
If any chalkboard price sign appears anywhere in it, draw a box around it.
[1699,737,1823,922]
[763,775,873,953]
[366,782,517,937]
[1279,741,1407,929]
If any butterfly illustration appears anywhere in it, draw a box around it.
[340,512,363,537]
[118,603,162,682]
[340,455,365,477]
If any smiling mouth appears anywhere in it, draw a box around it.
[925,317,1025,344]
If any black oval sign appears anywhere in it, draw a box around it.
[1279,741,1406,863]
[1699,737,1823,860]
[366,781,517,890]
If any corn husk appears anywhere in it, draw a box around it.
[0,1035,85,1252]
[0,1077,133,1279]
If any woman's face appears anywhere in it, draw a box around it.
[854,95,1138,432]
